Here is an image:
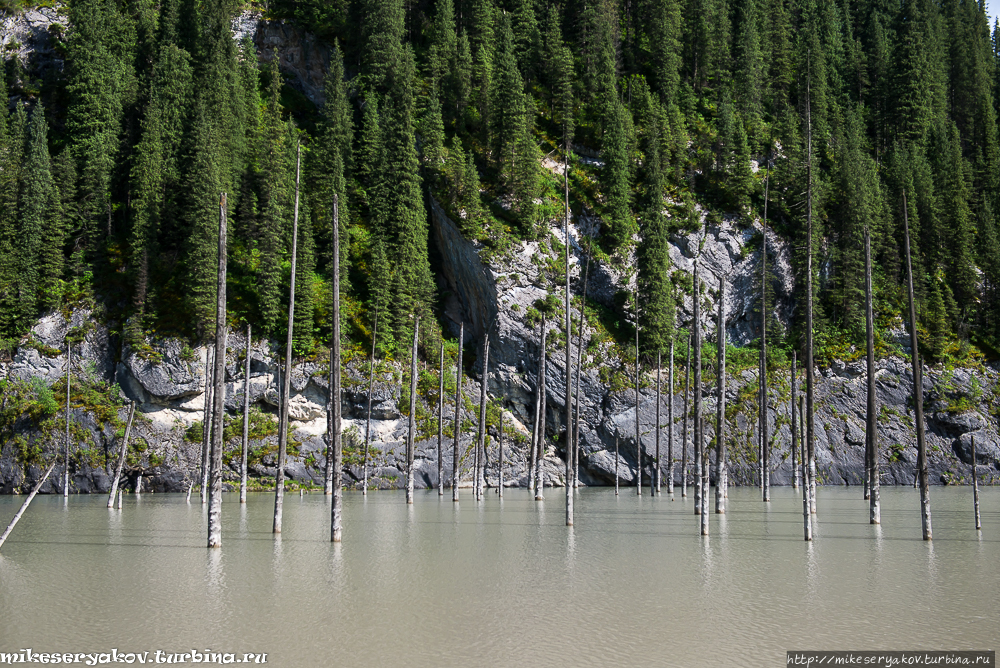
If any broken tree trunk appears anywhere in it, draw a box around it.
[865,223,879,524]
[406,318,419,505]
[241,324,251,504]
[903,191,931,541]
[716,276,727,514]
[208,191,228,548]
[0,462,57,551]
[273,146,301,535]
[363,309,378,496]
[452,322,464,502]
[107,402,137,508]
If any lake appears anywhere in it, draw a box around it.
[1,486,996,667]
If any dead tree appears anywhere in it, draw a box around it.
[564,147,574,526]
[535,314,548,500]
[864,223,879,524]
[363,310,378,495]
[0,462,57,551]
[475,334,490,501]
[273,146,301,535]
[805,56,817,522]
[64,339,71,497]
[572,253,590,489]
[452,322,464,502]
[107,402,136,508]
[972,435,981,531]
[902,191,931,541]
[667,338,675,495]
[682,333,691,498]
[791,352,799,490]
[716,275,727,514]
[529,319,542,494]
[760,160,771,502]
[438,342,445,496]
[200,347,214,504]
[615,436,620,495]
[655,352,662,494]
[635,296,642,497]
[405,318,419,505]
[327,194,342,512]
[498,410,505,497]
[208,191,228,548]
[241,324,251,504]
[693,257,702,519]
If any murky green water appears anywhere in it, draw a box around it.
[1,486,996,667]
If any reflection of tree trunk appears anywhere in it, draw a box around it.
[903,192,931,541]
[716,276,726,514]
[108,402,136,508]
[274,148,301,535]
[406,319,419,504]
[208,191,228,548]
[241,324,251,504]
[438,343,445,496]
[452,322,464,502]
[864,224,879,525]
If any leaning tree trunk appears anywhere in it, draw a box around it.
[667,338,675,495]
[716,276,727,514]
[635,296,642,497]
[535,314,547,500]
[972,434,981,531]
[693,258,702,519]
[903,191,931,541]
[452,322,464,502]
[572,254,590,489]
[405,318,419,505]
[438,342,445,496]
[200,347,214,504]
[805,62,817,524]
[64,339,71,497]
[208,191,228,548]
[241,324,251,504]
[363,310,378,496]
[564,144,574,526]
[273,147,301,535]
[682,333,691,498]
[864,223,879,525]
[107,402,136,508]
[327,194,342,509]
[0,462,57,551]
[791,352,799,490]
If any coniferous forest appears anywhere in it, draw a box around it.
[1,0,999,365]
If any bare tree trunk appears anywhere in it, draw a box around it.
[476,334,490,501]
[452,322,464,502]
[902,191,931,541]
[208,191,228,548]
[274,146,302,535]
[655,352,662,495]
[791,352,799,490]
[701,415,709,532]
[535,314,547,500]
[438,343,445,496]
[806,58,817,522]
[498,410,504,497]
[761,161,771,503]
[635,296,641,497]
[865,223,879,525]
[694,259,702,518]
[615,436,619,495]
[200,348,214,505]
[529,320,541,494]
[0,462,57,550]
[241,324,251,504]
[573,254,590,489]
[667,338,675,495]
[64,340,71,497]
[972,435,981,531]
[327,195,342,507]
[107,402,136,508]
[682,333,691,498]
[564,145,574,527]
[716,276,726,514]
[406,318,419,505]
[363,310,378,496]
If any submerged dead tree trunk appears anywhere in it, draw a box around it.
[438,343,445,496]
[682,333,691,498]
[273,147,301,535]
[241,324,251,504]
[0,462,57,551]
[200,347,214,504]
[498,411,505,497]
[716,276,726,514]
[667,338,675,495]
[208,191,228,548]
[805,58,817,524]
[64,340,71,497]
[791,352,799,490]
[903,191,931,541]
[564,147,574,526]
[572,254,590,489]
[864,223,879,525]
[452,322,464,502]
[107,402,136,508]
[655,352,662,494]
[327,194,342,511]
[635,297,642,497]
[972,435,981,531]
[363,310,378,495]
[693,258,702,519]
[760,162,770,503]
[529,320,542,493]
[535,315,547,500]
[475,332,490,500]
[406,318,419,505]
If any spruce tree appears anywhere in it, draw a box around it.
[0,103,26,337]
[637,112,675,353]
[360,0,404,91]
[601,92,635,250]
